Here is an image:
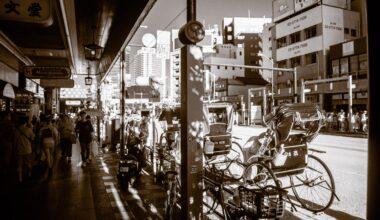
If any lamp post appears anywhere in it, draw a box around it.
[258,53,274,109]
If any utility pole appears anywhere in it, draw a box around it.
[179,0,205,218]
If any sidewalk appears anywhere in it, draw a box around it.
[0,143,166,220]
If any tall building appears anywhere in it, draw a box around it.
[222,17,272,79]
[270,0,360,105]
[156,30,171,58]
[169,26,222,102]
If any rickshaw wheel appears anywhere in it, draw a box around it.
[290,154,336,213]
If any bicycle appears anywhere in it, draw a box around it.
[164,156,181,220]
[203,157,288,220]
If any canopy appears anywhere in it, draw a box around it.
[203,102,234,135]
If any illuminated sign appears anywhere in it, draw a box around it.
[25,78,37,93]
[24,66,71,79]
[65,100,81,106]
[0,0,53,26]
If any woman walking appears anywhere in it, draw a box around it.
[58,114,74,163]
[14,116,34,183]
[39,116,59,176]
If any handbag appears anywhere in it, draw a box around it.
[70,133,77,144]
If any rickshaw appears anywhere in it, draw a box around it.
[203,102,244,180]
[244,103,340,213]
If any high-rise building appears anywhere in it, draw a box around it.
[222,17,272,79]
[156,30,171,58]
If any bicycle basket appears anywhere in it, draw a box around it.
[238,185,287,219]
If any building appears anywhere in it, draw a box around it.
[222,17,272,79]
[327,37,368,112]
[270,0,360,105]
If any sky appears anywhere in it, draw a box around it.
[129,0,272,46]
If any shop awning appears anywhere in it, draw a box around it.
[0,81,15,99]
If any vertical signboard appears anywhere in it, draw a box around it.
[322,5,344,54]
[273,0,295,23]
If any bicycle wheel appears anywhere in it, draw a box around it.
[290,154,336,213]
[243,161,279,188]
[165,174,178,220]
[228,142,244,162]
[159,133,168,149]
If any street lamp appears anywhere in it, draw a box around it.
[258,53,274,108]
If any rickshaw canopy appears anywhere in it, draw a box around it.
[203,102,234,135]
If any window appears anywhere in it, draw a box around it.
[277,37,287,48]
[278,60,287,68]
[332,59,340,77]
[305,53,317,65]
[290,56,301,67]
[351,29,357,37]
[232,67,235,70]
[225,66,228,70]
[350,55,358,73]
[239,51,242,56]
[269,37,271,41]
[344,28,350,35]
[290,31,301,44]
[340,57,349,75]
[217,65,220,70]
[359,54,367,71]
[305,25,317,39]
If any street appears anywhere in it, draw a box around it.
[232,125,368,220]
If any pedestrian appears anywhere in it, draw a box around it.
[85,115,95,162]
[58,114,74,163]
[14,116,34,183]
[39,116,59,176]
[338,109,346,132]
[0,111,15,177]
[352,112,360,132]
[361,110,368,133]
[75,111,94,167]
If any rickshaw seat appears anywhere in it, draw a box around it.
[209,123,228,135]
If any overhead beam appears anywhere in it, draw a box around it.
[0,31,34,66]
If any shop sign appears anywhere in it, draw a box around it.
[24,66,71,79]
[2,83,15,98]
[40,79,74,88]
[0,0,53,26]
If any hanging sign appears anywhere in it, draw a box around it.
[24,66,71,79]
[40,79,74,88]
